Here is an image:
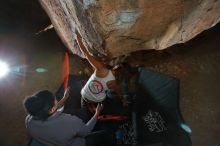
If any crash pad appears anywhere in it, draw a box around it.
[134,67,191,146]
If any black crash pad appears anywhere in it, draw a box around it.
[134,67,191,146]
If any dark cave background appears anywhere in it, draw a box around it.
[0,1,220,146]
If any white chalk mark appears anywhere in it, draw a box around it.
[83,0,97,8]
[107,10,140,30]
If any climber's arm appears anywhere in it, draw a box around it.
[76,31,108,76]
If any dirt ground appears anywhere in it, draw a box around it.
[0,23,219,146]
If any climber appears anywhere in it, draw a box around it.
[75,31,129,115]
[112,62,139,97]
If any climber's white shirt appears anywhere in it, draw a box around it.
[81,70,115,102]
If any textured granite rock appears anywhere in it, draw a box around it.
[40,0,220,58]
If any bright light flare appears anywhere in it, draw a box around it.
[0,61,10,78]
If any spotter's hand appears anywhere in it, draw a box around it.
[56,87,71,109]
[95,103,103,117]
[63,86,70,99]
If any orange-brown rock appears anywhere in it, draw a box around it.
[40,0,220,58]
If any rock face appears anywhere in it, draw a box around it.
[39,0,220,58]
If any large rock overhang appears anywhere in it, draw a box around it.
[39,0,220,59]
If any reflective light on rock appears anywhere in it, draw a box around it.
[180,123,192,134]
[35,68,48,73]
